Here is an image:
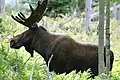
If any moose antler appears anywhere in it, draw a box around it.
[11,0,48,27]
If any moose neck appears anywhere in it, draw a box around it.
[32,27,56,61]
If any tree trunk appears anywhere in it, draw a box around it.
[0,0,5,14]
[16,0,20,12]
[113,3,117,19]
[85,0,92,35]
[105,0,110,74]
[73,0,80,18]
[98,0,105,75]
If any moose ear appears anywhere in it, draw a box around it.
[24,44,34,57]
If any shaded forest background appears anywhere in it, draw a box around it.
[2,0,120,16]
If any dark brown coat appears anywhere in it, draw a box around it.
[10,0,114,76]
[10,26,114,76]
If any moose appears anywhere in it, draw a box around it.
[10,0,114,77]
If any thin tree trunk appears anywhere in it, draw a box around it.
[16,0,20,12]
[73,0,80,18]
[113,3,117,19]
[85,0,92,35]
[98,0,105,75]
[105,0,110,74]
[0,0,5,14]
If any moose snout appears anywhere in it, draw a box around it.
[10,39,22,49]
[10,39,15,48]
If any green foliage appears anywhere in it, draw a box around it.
[111,0,120,3]
[0,15,17,35]
[0,14,120,80]
[48,0,72,13]
[4,0,120,18]
[19,0,84,17]
[21,0,73,17]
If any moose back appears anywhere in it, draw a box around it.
[10,0,114,76]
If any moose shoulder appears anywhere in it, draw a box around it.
[10,0,114,77]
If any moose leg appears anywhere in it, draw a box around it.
[47,39,75,74]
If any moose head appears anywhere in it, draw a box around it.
[10,0,48,57]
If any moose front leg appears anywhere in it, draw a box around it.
[46,38,75,74]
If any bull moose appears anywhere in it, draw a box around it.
[10,0,114,77]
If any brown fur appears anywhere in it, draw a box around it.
[10,0,114,76]
[10,26,114,76]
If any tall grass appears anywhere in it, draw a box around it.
[0,14,120,80]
